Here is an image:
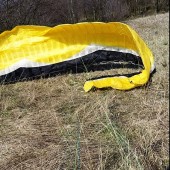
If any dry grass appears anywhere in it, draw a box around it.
[0,13,169,170]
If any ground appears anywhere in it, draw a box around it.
[0,13,169,170]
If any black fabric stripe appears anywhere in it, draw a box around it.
[0,50,143,84]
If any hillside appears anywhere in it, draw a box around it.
[0,13,169,170]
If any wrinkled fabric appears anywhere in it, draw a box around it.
[0,22,155,91]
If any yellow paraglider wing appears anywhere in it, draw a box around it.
[0,22,155,91]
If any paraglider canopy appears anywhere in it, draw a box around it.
[0,22,155,91]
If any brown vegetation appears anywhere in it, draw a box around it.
[0,13,169,169]
[0,0,169,33]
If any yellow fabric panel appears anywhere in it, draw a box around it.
[0,23,138,68]
[0,22,154,91]
[84,70,148,92]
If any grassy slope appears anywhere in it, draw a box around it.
[0,13,169,170]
